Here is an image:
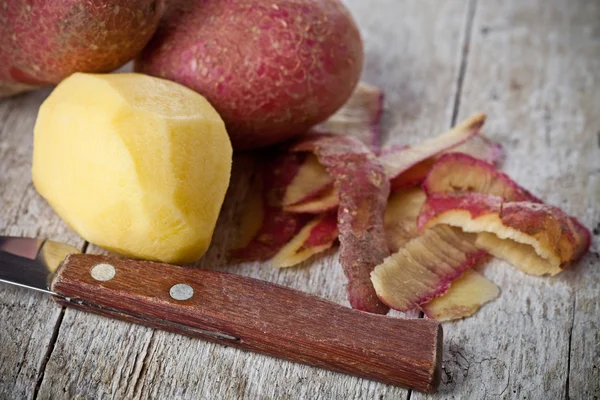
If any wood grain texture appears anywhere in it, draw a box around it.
[414,0,600,398]
[51,254,442,392]
[32,2,470,399]
[0,88,85,399]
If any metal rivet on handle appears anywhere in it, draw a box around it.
[91,263,116,281]
[170,283,194,301]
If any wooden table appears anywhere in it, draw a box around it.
[1,0,598,398]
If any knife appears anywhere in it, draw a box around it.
[0,236,442,393]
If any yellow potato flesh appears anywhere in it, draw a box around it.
[33,73,232,264]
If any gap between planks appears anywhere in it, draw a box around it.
[564,295,576,400]
[32,240,90,400]
[410,0,482,396]
[407,0,478,399]
[450,0,478,127]
[131,331,158,399]
[32,307,65,399]
[439,0,588,396]
[450,0,477,128]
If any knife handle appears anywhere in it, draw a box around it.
[51,254,442,392]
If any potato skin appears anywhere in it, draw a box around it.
[135,0,364,150]
[0,0,165,97]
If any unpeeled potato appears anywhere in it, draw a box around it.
[0,0,165,97]
[33,72,232,264]
[135,0,364,150]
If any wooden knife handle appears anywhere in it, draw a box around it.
[51,254,442,392]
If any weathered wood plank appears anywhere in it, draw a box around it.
[414,0,600,398]
[34,1,470,398]
[567,252,600,399]
[0,89,85,399]
[561,3,600,398]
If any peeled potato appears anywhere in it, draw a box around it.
[33,72,232,264]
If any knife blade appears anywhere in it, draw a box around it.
[0,236,79,294]
[0,235,442,393]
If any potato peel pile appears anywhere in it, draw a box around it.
[232,82,591,321]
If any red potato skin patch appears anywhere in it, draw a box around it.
[423,153,542,202]
[302,212,338,250]
[292,134,390,314]
[231,151,312,261]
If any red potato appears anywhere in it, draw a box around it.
[135,0,364,150]
[0,0,164,97]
